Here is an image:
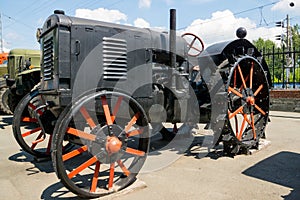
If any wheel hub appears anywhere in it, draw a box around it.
[88,124,127,164]
[106,136,122,154]
[241,88,255,114]
[246,96,255,105]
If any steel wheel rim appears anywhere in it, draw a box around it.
[227,57,269,146]
[52,91,150,198]
[13,90,53,157]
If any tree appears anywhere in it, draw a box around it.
[252,25,300,87]
[252,38,283,83]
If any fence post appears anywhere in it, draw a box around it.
[293,46,296,88]
[272,45,275,87]
[282,45,285,88]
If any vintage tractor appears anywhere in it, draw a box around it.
[12,10,271,198]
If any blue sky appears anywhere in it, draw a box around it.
[1,0,299,51]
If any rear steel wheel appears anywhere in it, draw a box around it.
[0,87,13,114]
[224,57,269,154]
[13,90,55,158]
[52,91,150,198]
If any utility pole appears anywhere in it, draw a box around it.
[285,14,294,88]
[0,13,3,53]
[286,14,290,51]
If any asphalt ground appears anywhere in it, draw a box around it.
[0,111,299,200]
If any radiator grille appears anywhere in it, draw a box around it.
[43,36,54,81]
[102,37,127,80]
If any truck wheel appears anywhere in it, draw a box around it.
[0,87,13,114]
[51,91,150,198]
[7,87,19,113]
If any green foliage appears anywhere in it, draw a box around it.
[252,24,300,86]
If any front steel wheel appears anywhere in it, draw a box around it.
[224,57,269,154]
[52,91,150,198]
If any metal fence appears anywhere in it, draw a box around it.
[261,46,300,89]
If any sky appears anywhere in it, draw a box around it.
[1,0,299,52]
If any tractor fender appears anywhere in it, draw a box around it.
[198,38,271,86]
[17,67,40,76]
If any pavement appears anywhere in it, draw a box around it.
[0,111,300,200]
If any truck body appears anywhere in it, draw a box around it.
[0,49,41,114]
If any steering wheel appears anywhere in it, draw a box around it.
[181,33,204,57]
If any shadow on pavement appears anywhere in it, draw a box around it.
[9,150,54,174]
[41,182,85,200]
[8,127,216,199]
[242,151,300,200]
[0,115,13,129]
[8,150,81,199]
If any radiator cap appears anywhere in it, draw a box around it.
[54,10,65,15]
[236,27,247,39]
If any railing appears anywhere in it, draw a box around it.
[261,46,300,89]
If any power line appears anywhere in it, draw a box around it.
[177,1,279,30]
[0,13,3,52]
[10,0,41,19]
[2,13,36,30]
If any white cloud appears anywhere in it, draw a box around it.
[37,18,44,26]
[272,0,299,14]
[139,0,151,8]
[134,18,150,28]
[75,8,127,23]
[5,32,23,41]
[3,32,24,52]
[163,0,173,5]
[2,39,11,52]
[182,10,282,46]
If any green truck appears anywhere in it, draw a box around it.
[0,49,41,114]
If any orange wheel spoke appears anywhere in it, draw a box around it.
[124,113,140,133]
[245,115,251,125]
[239,75,249,91]
[21,127,42,137]
[233,68,237,88]
[63,145,88,161]
[234,116,239,134]
[108,163,115,189]
[250,113,256,139]
[253,84,263,96]
[101,96,113,125]
[80,106,96,129]
[126,128,144,137]
[28,103,43,116]
[237,114,247,140]
[229,105,244,119]
[111,96,123,123]
[90,161,101,192]
[250,62,254,89]
[125,147,145,157]
[66,127,96,141]
[21,117,38,123]
[31,137,45,145]
[228,86,243,98]
[117,160,130,176]
[68,156,98,179]
[46,134,53,154]
[254,104,266,115]
[238,65,247,89]
[31,131,44,149]
[240,111,251,125]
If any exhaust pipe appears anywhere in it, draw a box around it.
[169,9,176,69]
